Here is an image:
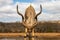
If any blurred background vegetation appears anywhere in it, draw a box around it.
[0,21,60,33]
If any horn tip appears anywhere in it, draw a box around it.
[40,4,42,7]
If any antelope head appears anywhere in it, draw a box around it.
[17,5,42,29]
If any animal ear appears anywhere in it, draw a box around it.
[35,5,42,18]
[17,5,24,21]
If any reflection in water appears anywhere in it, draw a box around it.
[0,37,60,40]
[0,37,24,40]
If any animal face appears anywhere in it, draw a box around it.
[17,5,42,29]
[23,5,37,29]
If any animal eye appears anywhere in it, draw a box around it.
[35,17,37,20]
[25,16,28,19]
